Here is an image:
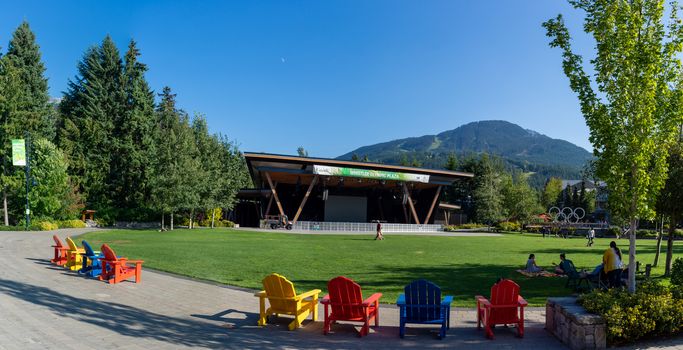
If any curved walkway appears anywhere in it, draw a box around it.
[0,229,679,349]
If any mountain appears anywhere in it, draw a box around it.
[337,120,594,186]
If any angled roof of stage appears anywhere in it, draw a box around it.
[244,152,474,189]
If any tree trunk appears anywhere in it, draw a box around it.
[170,211,174,230]
[627,218,638,293]
[189,209,194,229]
[665,214,677,275]
[3,189,8,226]
[211,209,215,229]
[653,215,664,267]
[161,212,165,230]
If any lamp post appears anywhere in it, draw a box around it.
[24,131,31,230]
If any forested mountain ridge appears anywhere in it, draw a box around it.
[337,120,593,187]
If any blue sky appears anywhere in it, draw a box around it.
[1,1,595,157]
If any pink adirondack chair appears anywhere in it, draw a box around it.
[475,279,527,339]
[321,276,382,337]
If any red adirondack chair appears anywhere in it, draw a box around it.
[98,244,144,284]
[51,235,68,266]
[475,279,527,339]
[321,276,382,337]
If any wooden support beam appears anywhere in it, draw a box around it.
[264,182,277,216]
[403,183,421,225]
[292,175,318,224]
[423,185,442,224]
[264,172,285,217]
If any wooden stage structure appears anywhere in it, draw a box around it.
[233,152,473,228]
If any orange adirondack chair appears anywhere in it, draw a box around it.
[321,276,382,337]
[98,244,143,284]
[475,279,528,339]
[50,235,68,266]
[255,273,321,330]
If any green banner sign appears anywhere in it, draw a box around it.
[11,139,26,166]
[313,165,430,183]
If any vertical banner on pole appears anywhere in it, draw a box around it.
[11,139,26,166]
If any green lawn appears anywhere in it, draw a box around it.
[76,229,682,307]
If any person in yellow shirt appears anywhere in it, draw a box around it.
[603,241,623,287]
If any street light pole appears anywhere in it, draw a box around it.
[24,132,31,230]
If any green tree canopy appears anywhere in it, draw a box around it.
[544,0,683,291]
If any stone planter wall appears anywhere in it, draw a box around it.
[546,297,606,350]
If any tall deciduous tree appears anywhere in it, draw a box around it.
[542,177,563,210]
[17,139,81,220]
[544,0,683,292]
[473,154,505,225]
[502,172,542,223]
[656,141,683,275]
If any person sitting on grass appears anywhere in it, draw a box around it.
[553,253,575,275]
[525,254,543,273]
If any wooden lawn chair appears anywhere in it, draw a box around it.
[65,237,85,271]
[79,240,103,278]
[254,273,321,330]
[99,244,143,284]
[397,279,452,339]
[475,279,527,339]
[321,276,382,337]
[51,235,68,266]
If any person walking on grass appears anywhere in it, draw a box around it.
[587,228,595,247]
[375,221,384,240]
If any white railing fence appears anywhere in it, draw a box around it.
[292,221,443,232]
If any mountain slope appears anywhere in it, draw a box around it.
[337,120,593,185]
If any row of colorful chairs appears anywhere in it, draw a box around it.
[50,235,144,284]
[255,273,527,339]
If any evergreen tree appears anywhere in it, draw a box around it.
[110,40,156,219]
[59,35,126,220]
[0,22,54,225]
[4,21,53,140]
[351,153,359,161]
[150,87,201,229]
[444,152,458,171]
[296,146,308,157]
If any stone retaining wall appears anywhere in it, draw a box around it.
[546,297,606,350]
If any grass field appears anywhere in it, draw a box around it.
[76,229,682,307]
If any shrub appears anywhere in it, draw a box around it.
[672,258,683,287]
[497,221,521,232]
[56,220,86,228]
[579,280,683,345]
[0,226,27,231]
[30,221,59,231]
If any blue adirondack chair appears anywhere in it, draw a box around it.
[79,240,103,277]
[397,279,453,339]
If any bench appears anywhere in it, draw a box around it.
[546,297,606,350]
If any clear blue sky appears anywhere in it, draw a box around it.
[1,1,595,158]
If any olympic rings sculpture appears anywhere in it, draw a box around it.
[548,206,585,224]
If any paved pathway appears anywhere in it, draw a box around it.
[0,229,680,349]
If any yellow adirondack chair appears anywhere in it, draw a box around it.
[255,273,321,330]
[65,237,85,271]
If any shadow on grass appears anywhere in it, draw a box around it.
[291,263,571,306]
